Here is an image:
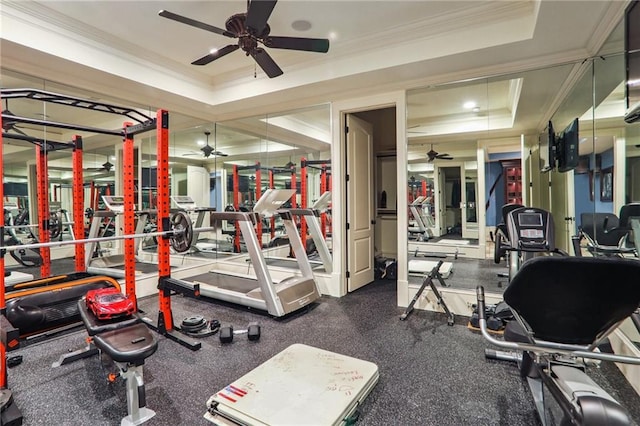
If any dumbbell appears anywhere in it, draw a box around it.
[219,322,261,343]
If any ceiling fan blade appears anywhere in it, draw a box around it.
[158,10,237,37]
[246,0,277,35]
[192,45,240,65]
[439,156,454,160]
[250,48,283,78]
[265,36,329,53]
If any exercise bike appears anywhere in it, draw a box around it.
[478,206,640,424]
[499,206,566,282]
[477,256,640,425]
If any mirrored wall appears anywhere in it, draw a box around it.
[405,16,635,296]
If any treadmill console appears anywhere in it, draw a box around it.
[253,189,296,217]
[4,201,18,211]
[506,207,555,252]
[102,196,126,214]
[312,191,332,212]
[172,195,197,211]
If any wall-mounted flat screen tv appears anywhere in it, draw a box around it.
[539,120,556,172]
[625,0,640,123]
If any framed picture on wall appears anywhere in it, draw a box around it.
[600,167,613,201]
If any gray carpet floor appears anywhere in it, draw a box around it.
[6,260,640,425]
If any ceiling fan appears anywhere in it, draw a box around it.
[186,131,228,158]
[426,145,453,162]
[158,0,330,78]
[2,99,28,136]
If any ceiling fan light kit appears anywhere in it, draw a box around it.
[159,0,330,78]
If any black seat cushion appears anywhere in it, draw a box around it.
[619,203,640,228]
[93,323,157,363]
[580,213,628,247]
[504,256,640,345]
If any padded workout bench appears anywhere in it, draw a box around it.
[59,300,158,426]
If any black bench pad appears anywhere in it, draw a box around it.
[93,323,157,363]
[78,299,139,336]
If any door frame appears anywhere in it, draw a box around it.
[331,91,407,302]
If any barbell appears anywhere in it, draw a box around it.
[2,211,196,254]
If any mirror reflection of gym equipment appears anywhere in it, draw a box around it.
[5,3,640,426]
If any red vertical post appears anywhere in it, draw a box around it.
[90,181,96,211]
[36,146,51,278]
[233,165,241,252]
[269,170,275,238]
[320,166,328,239]
[156,110,173,332]
[300,158,308,250]
[327,169,332,236]
[422,180,427,198]
[255,163,262,240]
[123,123,137,310]
[0,110,6,389]
[290,166,297,209]
[72,136,86,272]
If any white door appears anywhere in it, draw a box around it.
[346,114,375,292]
[550,169,576,253]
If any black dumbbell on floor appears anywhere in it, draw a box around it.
[220,322,261,343]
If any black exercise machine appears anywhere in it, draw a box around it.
[477,256,640,425]
[493,203,523,264]
[54,299,158,425]
[501,206,566,282]
[575,203,640,257]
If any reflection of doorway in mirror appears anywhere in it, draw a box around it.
[440,166,462,235]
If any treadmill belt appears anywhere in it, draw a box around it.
[189,272,260,294]
[135,262,163,273]
[263,257,326,272]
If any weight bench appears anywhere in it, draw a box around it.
[60,300,158,426]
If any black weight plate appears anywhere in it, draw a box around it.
[169,210,193,253]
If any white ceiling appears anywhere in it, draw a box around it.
[0,0,630,172]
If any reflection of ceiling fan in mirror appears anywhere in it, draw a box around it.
[185,131,228,158]
[158,0,330,78]
[85,155,114,172]
[2,98,28,136]
[426,145,453,162]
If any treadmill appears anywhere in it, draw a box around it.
[187,189,321,317]
[85,196,164,277]
[270,191,333,274]
[171,195,235,255]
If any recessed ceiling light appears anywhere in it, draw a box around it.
[328,31,338,41]
[472,107,480,113]
[110,156,116,161]
[463,101,477,109]
[197,140,206,146]
[291,20,311,31]
[209,48,218,54]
